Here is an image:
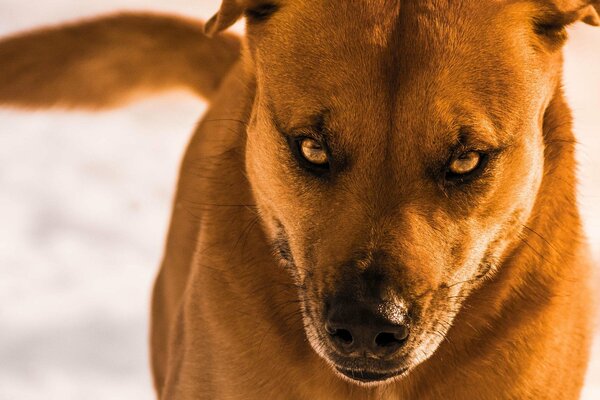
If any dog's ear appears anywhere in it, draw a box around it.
[540,0,600,26]
[205,0,245,37]
[580,1,600,25]
[568,0,600,25]
[205,0,279,36]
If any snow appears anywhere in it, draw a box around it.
[0,2,598,398]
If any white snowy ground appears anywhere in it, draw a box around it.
[0,1,598,399]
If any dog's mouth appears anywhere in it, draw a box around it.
[270,224,468,385]
[334,366,409,384]
[297,288,454,386]
[304,303,418,385]
[320,330,416,385]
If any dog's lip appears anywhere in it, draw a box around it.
[335,366,408,383]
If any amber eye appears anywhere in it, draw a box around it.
[298,138,328,166]
[448,151,483,176]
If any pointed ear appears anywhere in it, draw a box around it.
[204,0,245,37]
[579,2,600,25]
[542,0,600,26]
[204,1,279,37]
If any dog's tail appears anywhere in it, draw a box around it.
[0,13,241,109]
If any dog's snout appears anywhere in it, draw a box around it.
[325,298,410,358]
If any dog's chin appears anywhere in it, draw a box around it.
[322,350,415,386]
[333,366,409,386]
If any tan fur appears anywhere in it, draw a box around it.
[0,13,240,108]
[0,1,598,399]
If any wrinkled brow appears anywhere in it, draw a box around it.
[265,94,332,137]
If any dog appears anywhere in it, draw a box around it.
[0,1,598,398]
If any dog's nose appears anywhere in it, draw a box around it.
[325,299,410,358]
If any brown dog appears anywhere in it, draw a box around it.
[0,1,598,398]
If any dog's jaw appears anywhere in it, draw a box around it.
[268,209,514,386]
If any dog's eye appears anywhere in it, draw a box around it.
[245,3,278,23]
[535,22,568,43]
[446,151,488,181]
[450,151,480,174]
[298,138,329,166]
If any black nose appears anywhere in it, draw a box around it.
[325,299,410,358]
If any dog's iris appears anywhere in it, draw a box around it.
[449,151,481,175]
[299,138,328,166]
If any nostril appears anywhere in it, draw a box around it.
[375,326,409,347]
[330,328,353,344]
[375,332,397,347]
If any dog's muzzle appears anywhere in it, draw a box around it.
[322,294,412,383]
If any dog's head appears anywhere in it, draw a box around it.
[209,0,598,385]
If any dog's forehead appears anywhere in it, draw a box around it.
[263,0,525,64]
[257,0,540,150]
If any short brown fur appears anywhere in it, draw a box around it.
[0,1,598,399]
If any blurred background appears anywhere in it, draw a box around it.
[0,1,598,399]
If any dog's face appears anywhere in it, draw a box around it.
[211,0,599,385]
